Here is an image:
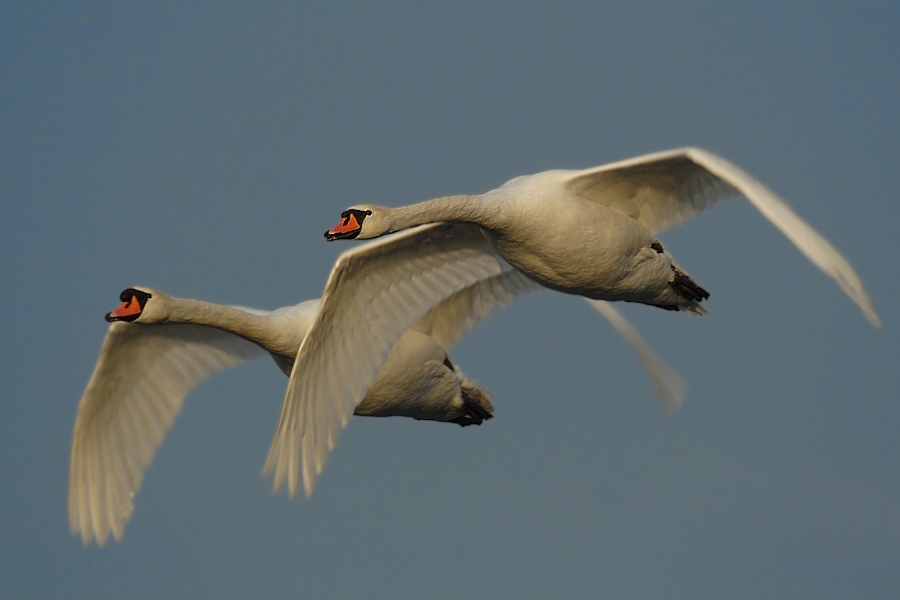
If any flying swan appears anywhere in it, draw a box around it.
[265,147,881,498]
[71,275,673,544]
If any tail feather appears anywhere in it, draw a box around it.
[654,265,709,315]
[452,379,494,427]
[671,268,710,303]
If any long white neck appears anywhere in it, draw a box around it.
[385,194,506,234]
[155,296,309,361]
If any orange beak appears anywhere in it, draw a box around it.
[325,213,362,240]
[106,296,142,321]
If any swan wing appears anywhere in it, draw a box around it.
[564,147,880,326]
[264,222,508,497]
[413,268,543,348]
[415,271,687,412]
[584,299,687,415]
[69,320,267,546]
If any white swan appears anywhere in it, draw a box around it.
[324,147,879,323]
[265,147,881,497]
[71,278,674,544]
[70,286,496,546]
[264,221,688,497]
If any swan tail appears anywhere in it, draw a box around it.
[451,380,495,427]
[646,266,709,315]
[671,267,710,303]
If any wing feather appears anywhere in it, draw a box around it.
[265,223,508,497]
[565,147,880,326]
[564,148,741,233]
[415,270,686,411]
[69,321,267,546]
[413,269,543,348]
[584,299,687,415]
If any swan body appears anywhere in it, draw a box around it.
[265,221,688,498]
[70,286,494,546]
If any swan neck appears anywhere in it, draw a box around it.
[162,297,300,358]
[389,195,489,231]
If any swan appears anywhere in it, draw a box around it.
[70,286,494,546]
[265,147,881,497]
[71,278,673,544]
[264,221,688,497]
[324,147,879,323]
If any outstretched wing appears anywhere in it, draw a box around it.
[564,147,880,326]
[414,274,687,413]
[584,299,687,415]
[264,223,509,498]
[69,319,267,546]
[413,268,542,348]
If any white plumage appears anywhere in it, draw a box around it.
[73,264,671,543]
[267,147,880,498]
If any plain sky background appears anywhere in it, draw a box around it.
[2,2,898,599]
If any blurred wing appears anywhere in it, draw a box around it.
[564,147,738,234]
[413,268,543,348]
[565,147,880,326]
[584,299,687,415]
[418,273,688,411]
[264,222,508,497]
[69,320,267,546]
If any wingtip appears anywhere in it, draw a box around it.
[262,438,293,498]
[303,478,316,498]
[865,309,883,329]
[655,372,688,417]
[261,447,276,479]
[857,296,882,328]
[70,523,90,547]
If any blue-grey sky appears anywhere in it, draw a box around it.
[2,3,898,598]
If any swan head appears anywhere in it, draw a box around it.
[105,286,165,323]
[325,205,389,241]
